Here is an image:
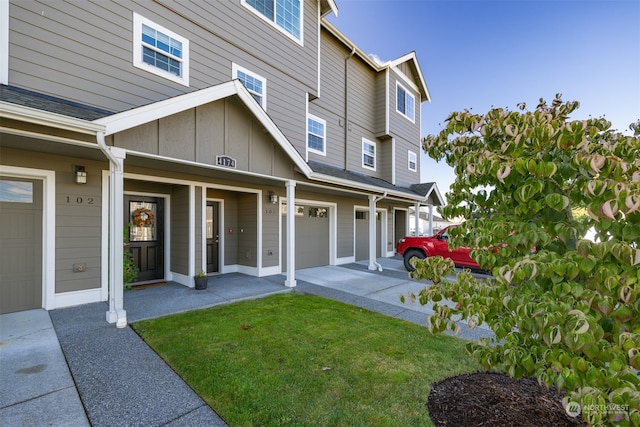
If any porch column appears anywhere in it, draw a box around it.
[284,180,296,287]
[368,195,377,271]
[428,204,434,236]
[414,201,420,236]
[106,147,127,328]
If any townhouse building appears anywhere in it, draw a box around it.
[0,0,443,325]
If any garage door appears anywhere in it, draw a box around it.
[282,204,329,271]
[355,210,382,261]
[0,178,43,314]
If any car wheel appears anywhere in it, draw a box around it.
[403,249,426,271]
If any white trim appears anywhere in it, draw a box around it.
[232,63,267,109]
[205,197,225,274]
[353,204,387,264]
[408,150,417,172]
[94,81,313,177]
[189,185,196,282]
[395,81,415,123]
[101,170,109,301]
[132,12,189,87]
[307,113,326,156]
[241,0,304,46]
[1,102,105,135]
[1,0,9,85]
[0,165,56,310]
[53,288,102,309]
[362,138,376,171]
[200,188,207,275]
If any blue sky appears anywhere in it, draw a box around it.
[326,0,640,195]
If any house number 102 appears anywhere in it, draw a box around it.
[66,196,95,204]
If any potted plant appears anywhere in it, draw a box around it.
[194,271,208,290]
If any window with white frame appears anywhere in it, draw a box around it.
[362,139,376,170]
[396,82,415,122]
[408,150,417,172]
[232,63,267,109]
[307,114,326,155]
[243,0,302,42]
[133,13,189,86]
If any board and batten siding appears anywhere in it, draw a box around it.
[111,98,296,180]
[237,193,258,267]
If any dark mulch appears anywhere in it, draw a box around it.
[427,372,587,427]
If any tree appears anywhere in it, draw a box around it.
[410,94,639,426]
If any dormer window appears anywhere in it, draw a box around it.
[396,82,415,122]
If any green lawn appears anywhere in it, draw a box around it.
[132,293,480,427]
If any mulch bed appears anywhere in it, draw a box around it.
[427,371,587,426]
[129,282,167,290]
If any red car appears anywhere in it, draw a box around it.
[396,225,481,271]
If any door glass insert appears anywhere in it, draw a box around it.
[0,180,33,203]
[206,205,214,239]
[130,201,157,241]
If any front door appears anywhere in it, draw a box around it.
[125,196,164,283]
[0,178,43,313]
[206,202,219,273]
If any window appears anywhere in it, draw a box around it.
[0,180,33,203]
[362,139,376,170]
[233,63,267,109]
[396,83,415,122]
[133,13,189,86]
[243,0,302,42]
[307,114,326,155]
[408,150,417,172]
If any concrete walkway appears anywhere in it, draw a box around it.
[0,258,493,426]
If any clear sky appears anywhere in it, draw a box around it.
[326,0,640,197]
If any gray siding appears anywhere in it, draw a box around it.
[237,193,257,267]
[0,147,106,293]
[170,185,190,276]
[262,190,280,268]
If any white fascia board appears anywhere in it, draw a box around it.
[388,52,431,102]
[234,82,313,178]
[94,80,313,178]
[1,101,105,135]
[423,183,445,206]
[94,81,238,136]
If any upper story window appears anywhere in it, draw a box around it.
[362,139,376,171]
[307,114,326,155]
[396,82,415,122]
[242,0,303,43]
[133,13,189,86]
[232,63,267,109]
[408,150,417,172]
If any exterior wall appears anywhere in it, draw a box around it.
[111,98,296,180]
[0,147,105,293]
[170,185,190,276]
[237,193,257,267]
[262,194,280,268]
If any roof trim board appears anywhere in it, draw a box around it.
[93,80,313,178]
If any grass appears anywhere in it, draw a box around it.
[132,293,480,427]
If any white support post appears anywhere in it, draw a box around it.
[106,147,127,328]
[428,204,434,236]
[284,180,296,287]
[368,195,377,271]
[414,201,420,236]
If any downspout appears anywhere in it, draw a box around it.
[344,47,356,170]
[97,131,127,328]
[368,191,387,272]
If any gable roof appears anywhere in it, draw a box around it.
[93,80,313,178]
[320,20,430,101]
